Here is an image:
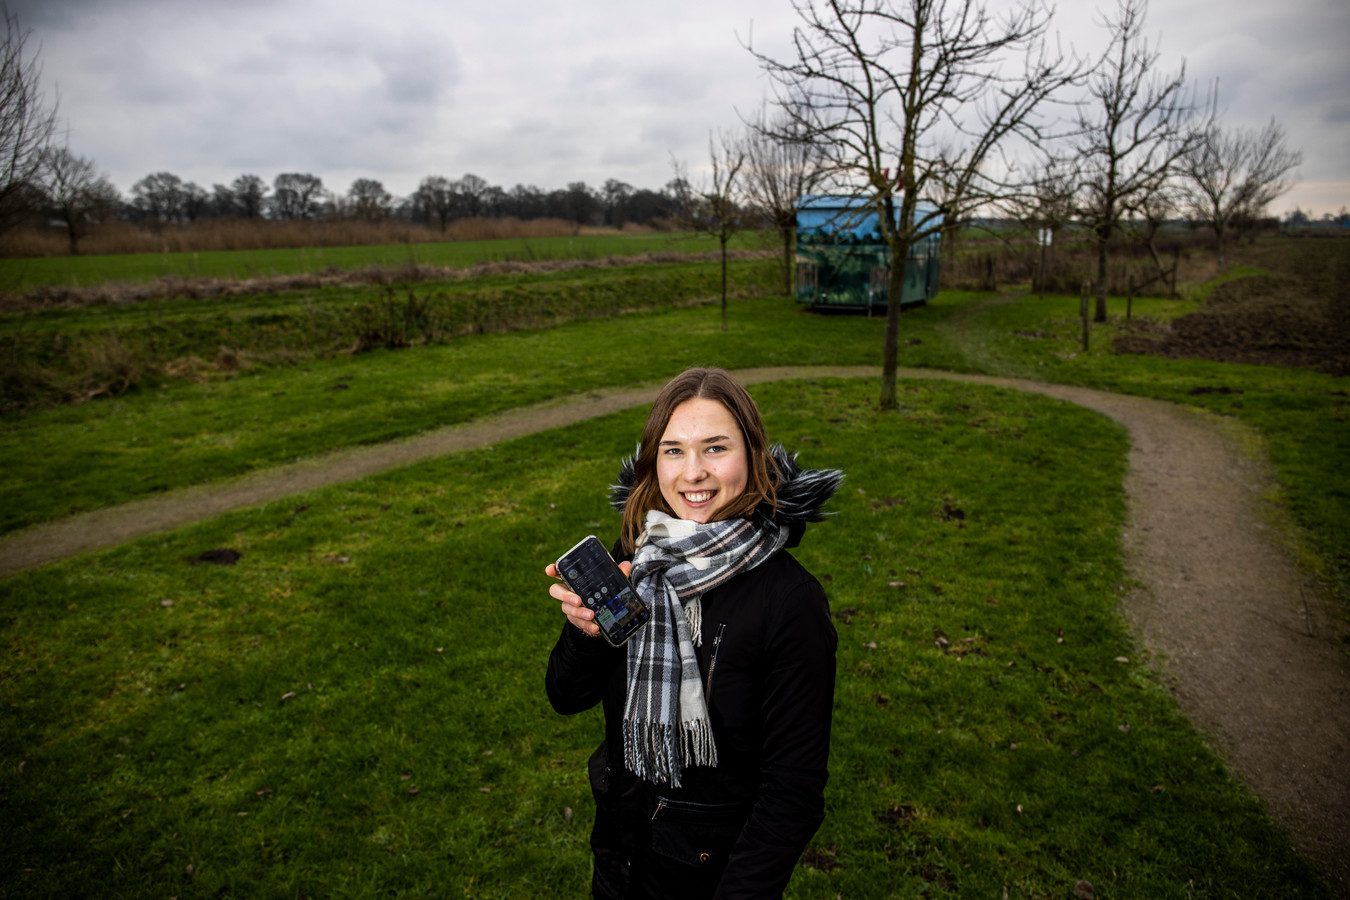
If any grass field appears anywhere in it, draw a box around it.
[0,231,768,292]
[0,234,1345,897]
[0,378,1327,898]
[0,256,786,416]
[3,268,1342,609]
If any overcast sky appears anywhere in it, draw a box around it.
[11,0,1349,216]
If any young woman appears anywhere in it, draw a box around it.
[544,367,842,899]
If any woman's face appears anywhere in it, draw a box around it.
[656,397,750,523]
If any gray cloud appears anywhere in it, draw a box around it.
[8,0,1347,212]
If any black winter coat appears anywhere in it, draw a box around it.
[545,538,837,900]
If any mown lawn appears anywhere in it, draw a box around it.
[0,378,1327,898]
[4,269,1343,609]
[924,287,1349,607]
[0,234,1345,896]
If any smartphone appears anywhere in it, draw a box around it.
[555,535,650,647]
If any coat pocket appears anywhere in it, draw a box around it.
[587,740,610,795]
[649,796,748,870]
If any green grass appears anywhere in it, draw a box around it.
[923,290,1350,605]
[0,378,1326,898]
[0,258,765,337]
[1,271,1345,609]
[0,231,767,291]
[0,258,785,414]
[0,294,919,535]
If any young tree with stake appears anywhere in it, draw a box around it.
[676,130,750,333]
[1070,0,1194,322]
[747,0,1080,410]
[742,103,827,297]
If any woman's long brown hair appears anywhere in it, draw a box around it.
[619,368,778,553]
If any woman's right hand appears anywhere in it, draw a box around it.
[545,560,633,638]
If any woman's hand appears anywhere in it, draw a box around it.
[545,560,632,638]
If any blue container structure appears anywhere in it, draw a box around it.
[795,195,941,311]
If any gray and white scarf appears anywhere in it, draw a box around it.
[613,446,845,787]
[623,511,787,787]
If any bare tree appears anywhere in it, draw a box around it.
[182,181,210,222]
[271,172,325,220]
[1070,0,1194,321]
[1031,157,1077,239]
[455,173,489,217]
[676,130,749,332]
[561,181,599,224]
[0,2,58,235]
[37,146,119,253]
[748,0,1081,409]
[348,177,391,221]
[602,178,634,227]
[742,103,826,296]
[1120,176,1180,293]
[1180,98,1301,264]
[131,171,187,227]
[1000,155,1077,289]
[416,175,454,231]
[231,174,268,218]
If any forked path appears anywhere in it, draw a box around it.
[2,365,1347,893]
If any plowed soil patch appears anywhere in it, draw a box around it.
[1115,239,1350,375]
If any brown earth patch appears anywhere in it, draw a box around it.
[1114,238,1350,375]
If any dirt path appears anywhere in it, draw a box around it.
[2,364,1346,894]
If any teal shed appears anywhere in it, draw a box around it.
[795,195,941,312]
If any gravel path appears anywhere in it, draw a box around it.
[2,364,1346,894]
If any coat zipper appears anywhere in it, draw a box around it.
[704,623,727,701]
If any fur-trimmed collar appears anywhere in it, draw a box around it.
[608,443,843,538]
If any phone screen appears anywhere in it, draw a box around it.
[556,535,650,647]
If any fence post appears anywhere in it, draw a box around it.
[1038,238,1049,301]
[1080,282,1090,353]
[1171,247,1180,298]
[1127,274,1134,321]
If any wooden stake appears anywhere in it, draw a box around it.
[1080,282,1090,353]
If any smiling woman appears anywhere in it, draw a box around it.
[622,370,781,547]
[543,367,845,899]
[656,397,751,523]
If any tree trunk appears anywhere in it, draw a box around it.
[1094,238,1109,322]
[780,224,794,297]
[879,245,906,410]
[720,235,729,332]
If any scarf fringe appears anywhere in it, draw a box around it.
[681,717,717,770]
[623,717,719,789]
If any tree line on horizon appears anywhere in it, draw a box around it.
[10,163,698,255]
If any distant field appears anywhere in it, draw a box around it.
[0,231,769,291]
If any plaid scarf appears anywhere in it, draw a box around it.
[623,510,788,787]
